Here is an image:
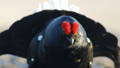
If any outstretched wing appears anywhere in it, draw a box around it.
[0,10,119,64]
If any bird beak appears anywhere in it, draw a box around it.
[71,38,75,45]
[66,36,75,45]
[67,33,78,45]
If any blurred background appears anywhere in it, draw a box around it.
[0,0,120,68]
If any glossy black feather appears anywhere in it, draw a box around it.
[0,10,119,67]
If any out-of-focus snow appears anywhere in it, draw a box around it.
[0,55,28,68]
[92,57,115,68]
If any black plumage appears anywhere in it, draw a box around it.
[27,16,93,68]
[0,10,119,68]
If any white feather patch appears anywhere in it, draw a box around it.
[35,0,80,13]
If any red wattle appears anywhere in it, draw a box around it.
[61,21,71,35]
[72,22,79,35]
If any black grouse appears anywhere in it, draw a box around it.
[0,10,119,68]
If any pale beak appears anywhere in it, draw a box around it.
[72,38,75,45]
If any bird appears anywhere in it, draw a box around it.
[27,16,93,68]
[0,10,119,68]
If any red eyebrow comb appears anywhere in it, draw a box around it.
[72,22,79,35]
[61,21,71,35]
[61,21,79,35]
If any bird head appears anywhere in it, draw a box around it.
[41,16,93,68]
[28,16,93,68]
[44,16,87,46]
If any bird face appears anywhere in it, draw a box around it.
[43,16,88,49]
[61,21,79,45]
[43,15,89,54]
[61,21,84,45]
[60,17,88,47]
[43,15,91,58]
[44,16,82,46]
